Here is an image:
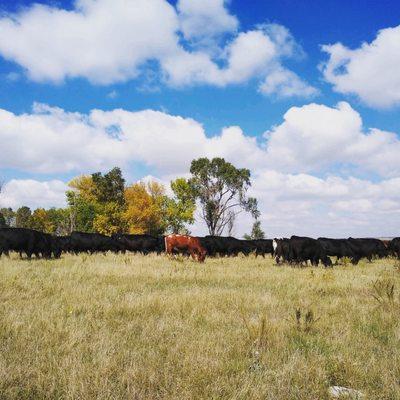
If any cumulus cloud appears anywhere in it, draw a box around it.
[0,0,316,97]
[0,179,67,209]
[264,101,400,176]
[321,25,400,108]
[249,171,400,238]
[0,101,399,177]
[177,0,238,41]
[259,67,318,98]
[1,101,399,237]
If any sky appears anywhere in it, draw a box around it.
[0,0,399,238]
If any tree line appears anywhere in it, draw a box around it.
[0,158,264,238]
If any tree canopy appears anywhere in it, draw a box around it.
[184,157,259,235]
[1,161,259,237]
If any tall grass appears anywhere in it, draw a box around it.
[0,253,399,399]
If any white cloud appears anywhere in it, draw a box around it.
[0,179,67,209]
[0,0,315,98]
[177,0,238,41]
[0,0,179,84]
[0,101,399,178]
[259,67,318,98]
[264,101,400,176]
[248,171,400,238]
[321,25,400,108]
[1,101,399,237]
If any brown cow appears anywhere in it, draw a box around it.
[164,234,206,262]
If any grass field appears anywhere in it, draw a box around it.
[0,254,399,399]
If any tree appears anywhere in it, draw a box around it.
[165,178,196,234]
[30,208,54,233]
[244,220,265,240]
[42,208,71,235]
[67,175,98,233]
[92,167,125,205]
[0,213,6,228]
[186,157,259,236]
[123,182,165,235]
[15,206,32,228]
[93,202,125,235]
[0,208,15,227]
[66,190,97,233]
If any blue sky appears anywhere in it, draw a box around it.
[0,0,399,237]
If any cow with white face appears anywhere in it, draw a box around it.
[273,238,290,264]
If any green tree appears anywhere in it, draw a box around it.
[47,208,71,235]
[93,202,125,235]
[0,213,6,228]
[244,220,265,240]
[30,208,54,233]
[0,207,15,227]
[66,190,97,233]
[92,167,125,205]
[15,206,32,228]
[186,157,259,236]
[165,178,196,233]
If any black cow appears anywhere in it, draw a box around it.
[112,234,164,254]
[347,238,388,264]
[273,236,332,267]
[289,236,332,267]
[388,238,400,258]
[247,239,273,257]
[56,235,72,254]
[200,236,256,257]
[0,228,58,259]
[272,238,291,264]
[69,232,122,254]
[318,238,357,264]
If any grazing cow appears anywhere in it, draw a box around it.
[165,234,206,262]
[273,238,291,264]
[0,228,58,259]
[112,234,164,254]
[273,236,332,267]
[289,236,332,267]
[69,231,122,254]
[388,238,400,258]
[249,239,274,257]
[318,238,357,264]
[199,236,256,257]
[347,238,388,264]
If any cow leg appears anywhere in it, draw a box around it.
[351,256,360,265]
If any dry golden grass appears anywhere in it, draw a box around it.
[0,253,400,399]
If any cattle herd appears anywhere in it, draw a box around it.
[0,227,400,266]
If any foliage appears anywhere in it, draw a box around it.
[30,208,54,233]
[244,220,265,240]
[186,157,259,235]
[0,212,6,228]
[93,202,125,235]
[92,167,125,205]
[0,207,15,227]
[165,178,196,234]
[124,182,166,235]
[15,206,32,228]
[66,189,97,233]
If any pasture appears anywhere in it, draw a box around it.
[0,254,399,399]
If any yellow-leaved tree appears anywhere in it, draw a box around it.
[123,181,166,235]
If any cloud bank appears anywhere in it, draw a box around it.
[0,102,399,237]
[322,25,400,108]
[0,0,316,98]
